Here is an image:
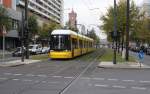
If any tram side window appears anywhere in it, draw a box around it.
[79,40,82,48]
[72,38,78,49]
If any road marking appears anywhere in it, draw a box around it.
[23,79,32,82]
[92,78,105,80]
[4,73,12,75]
[81,77,91,80]
[131,87,147,90]
[42,81,47,83]
[12,79,19,81]
[0,77,8,80]
[48,81,60,84]
[139,80,150,83]
[95,84,109,87]
[108,78,118,81]
[52,76,62,78]
[122,80,135,82]
[112,85,126,89]
[37,75,47,77]
[13,74,22,76]
[64,77,74,79]
[26,74,35,77]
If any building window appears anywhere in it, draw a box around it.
[11,19,19,30]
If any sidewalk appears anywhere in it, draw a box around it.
[98,61,150,69]
[0,59,41,67]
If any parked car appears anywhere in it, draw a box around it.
[41,47,50,54]
[12,47,26,57]
[29,44,42,55]
[146,47,150,55]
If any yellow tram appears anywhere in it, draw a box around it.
[49,29,95,59]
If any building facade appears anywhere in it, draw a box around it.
[0,0,21,50]
[68,9,77,29]
[17,0,64,26]
[142,0,150,18]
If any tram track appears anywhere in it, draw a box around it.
[15,49,105,94]
[58,49,106,94]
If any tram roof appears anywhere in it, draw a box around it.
[51,29,94,41]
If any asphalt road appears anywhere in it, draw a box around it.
[0,49,150,94]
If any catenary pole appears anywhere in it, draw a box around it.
[113,0,117,64]
[25,0,29,59]
[126,0,130,61]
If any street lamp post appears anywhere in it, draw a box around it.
[126,0,130,61]
[113,0,117,64]
[25,0,29,59]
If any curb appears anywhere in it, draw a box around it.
[0,60,41,67]
[97,65,150,69]
[97,61,150,69]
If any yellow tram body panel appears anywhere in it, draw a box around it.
[50,51,72,59]
[73,49,81,57]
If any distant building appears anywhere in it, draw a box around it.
[0,0,16,10]
[68,9,77,29]
[16,0,64,26]
[142,0,150,18]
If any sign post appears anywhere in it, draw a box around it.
[2,26,6,63]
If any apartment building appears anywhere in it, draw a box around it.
[17,0,64,26]
[0,0,22,50]
[142,0,150,18]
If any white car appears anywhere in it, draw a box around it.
[29,44,42,55]
[41,47,50,54]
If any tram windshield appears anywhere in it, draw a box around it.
[51,35,71,51]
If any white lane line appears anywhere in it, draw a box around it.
[13,74,22,76]
[52,76,62,78]
[48,81,60,84]
[139,80,150,83]
[131,87,147,90]
[92,78,105,80]
[122,80,135,82]
[112,85,126,89]
[26,74,35,77]
[81,77,91,80]
[64,77,74,79]
[0,77,8,80]
[22,79,32,82]
[4,73,12,75]
[12,79,20,81]
[37,75,47,77]
[42,81,47,83]
[108,78,118,81]
[95,84,109,87]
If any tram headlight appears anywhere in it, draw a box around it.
[65,50,68,52]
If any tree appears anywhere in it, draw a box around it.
[88,28,100,44]
[28,15,38,38]
[100,0,143,42]
[38,22,62,39]
[0,5,11,32]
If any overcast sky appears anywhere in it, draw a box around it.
[63,0,144,39]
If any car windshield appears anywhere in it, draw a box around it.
[51,35,71,51]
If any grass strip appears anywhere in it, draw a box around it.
[31,54,49,60]
[100,48,136,63]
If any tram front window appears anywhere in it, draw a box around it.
[51,35,71,51]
